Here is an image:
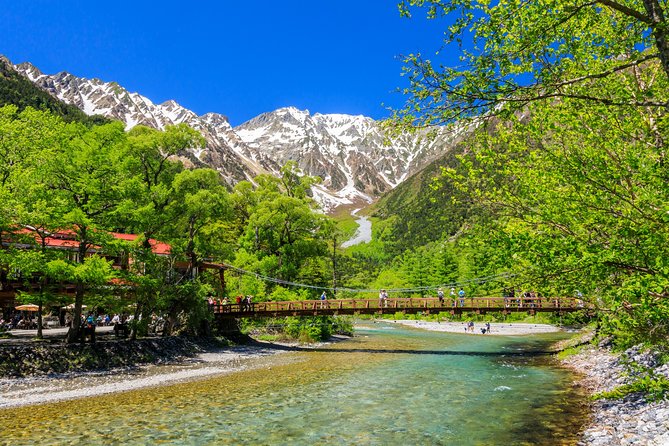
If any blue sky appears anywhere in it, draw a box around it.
[0,1,447,126]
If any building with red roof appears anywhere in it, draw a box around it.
[0,227,174,310]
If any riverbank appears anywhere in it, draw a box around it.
[0,343,286,409]
[0,336,346,409]
[561,344,669,446]
[386,319,561,335]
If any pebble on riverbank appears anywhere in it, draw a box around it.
[387,320,561,336]
[561,345,669,446]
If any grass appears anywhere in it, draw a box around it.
[255,334,280,342]
[335,215,359,241]
[556,344,587,360]
[594,375,669,402]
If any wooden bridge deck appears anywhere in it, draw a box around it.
[211,297,586,319]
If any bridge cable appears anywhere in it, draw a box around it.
[216,262,516,294]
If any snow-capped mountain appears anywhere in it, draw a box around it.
[235,107,458,208]
[14,61,269,185]
[11,58,461,211]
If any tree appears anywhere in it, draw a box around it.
[120,123,205,241]
[232,164,334,287]
[42,121,129,342]
[396,0,669,126]
[158,168,232,335]
[446,86,669,345]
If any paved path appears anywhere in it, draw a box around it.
[0,326,115,344]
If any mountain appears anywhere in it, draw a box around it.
[10,57,465,211]
[369,146,469,256]
[235,107,464,209]
[13,60,268,186]
[0,56,109,126]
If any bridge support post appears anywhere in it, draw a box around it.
[214,317,242,336]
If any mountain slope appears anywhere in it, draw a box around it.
[0,56,109,126]
[369,139,471,256]
[235,107,462,209]
[13,60,267,186]
[11,56,468,211]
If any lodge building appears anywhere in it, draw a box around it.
[0,227,173,314]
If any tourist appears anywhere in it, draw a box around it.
[437,288,444,306]
[458,288,466,307]
[83,313,96,343]
[379,289,386,308]
[485,322,491,333]
[450,287,456,307]
[320,291,327,309]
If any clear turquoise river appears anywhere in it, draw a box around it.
[0,322,588,445]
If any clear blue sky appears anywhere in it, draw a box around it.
[0,1,447,126]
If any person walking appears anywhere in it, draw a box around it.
[458,288,466,307]
[437,288,444,306]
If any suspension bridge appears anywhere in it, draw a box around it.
[211,296,586,319]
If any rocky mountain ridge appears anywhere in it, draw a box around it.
[11,58,462,211]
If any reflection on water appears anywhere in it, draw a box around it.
[0,322,588,445]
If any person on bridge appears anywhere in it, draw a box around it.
[379,289,388,308]
[320,291,328,309]
[437,288,444,306]
[458,288,466,307]
[450,287,456,307]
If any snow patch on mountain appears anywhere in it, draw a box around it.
[10,57,466,213]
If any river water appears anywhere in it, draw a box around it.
[341,209,372,248]
[0,322,588,445]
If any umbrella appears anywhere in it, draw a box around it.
[15,304,39,311]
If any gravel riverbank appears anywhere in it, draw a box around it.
[387,319,561,335]
[0,336,347,409]
[561,344,669,446]
[0,343,291,409]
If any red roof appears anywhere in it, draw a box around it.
[13,228,171,256]
[110,233,171,255]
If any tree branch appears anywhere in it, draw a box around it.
[596,0,653,24]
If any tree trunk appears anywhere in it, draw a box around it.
[36,299,43,339]
[66,281,84,343]
[130,302,142,341]
[643,0,669,78]
[66,235,88,344]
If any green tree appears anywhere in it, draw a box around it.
[447,90,669,346]
[232,163,334,289]
[396,0,669,125]
[42,121,129,342]
[159,168,232,335]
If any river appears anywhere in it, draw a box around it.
[0,322,588,445]
[341,208,372,248]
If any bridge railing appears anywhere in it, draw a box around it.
[211,296,585,315]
